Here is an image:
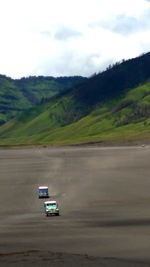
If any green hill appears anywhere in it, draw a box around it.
[0,75,85,124]
[0,82,149,145]
[0,52,149,146]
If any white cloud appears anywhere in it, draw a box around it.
[0,0,149,78]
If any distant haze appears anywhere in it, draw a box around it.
[0,0,150,78]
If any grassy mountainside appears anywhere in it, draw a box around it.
[0,75,85,124]
[0,52,149,145]
[0,82,149,145]
[0,75,30,124]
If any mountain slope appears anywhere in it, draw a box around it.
[74,52,150,107]
[0,82,149,145]
[0,52,149,145]
[0,75,85,124]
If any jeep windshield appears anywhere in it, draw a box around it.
[39,189,48,193]
[46,203,57,208]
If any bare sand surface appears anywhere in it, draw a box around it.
[0,145,150,266]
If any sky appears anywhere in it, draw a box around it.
[0,0,150,78]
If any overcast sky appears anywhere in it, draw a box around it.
[0,0,150,78]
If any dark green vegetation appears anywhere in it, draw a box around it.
[0,75,85,124]
[0,52,149,145]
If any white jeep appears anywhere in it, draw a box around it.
[44,200,60,216]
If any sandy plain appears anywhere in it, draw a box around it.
[0,145,150,266]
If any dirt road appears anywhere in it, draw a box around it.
[0,146,150,266]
